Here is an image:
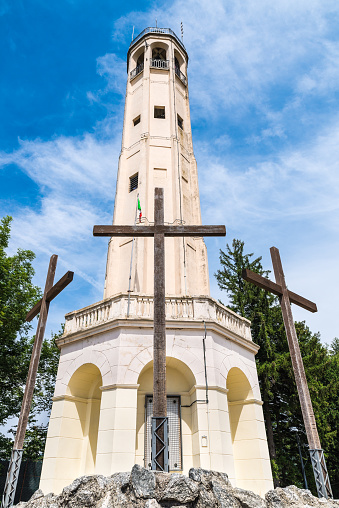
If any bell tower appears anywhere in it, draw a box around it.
[40,28,273,498]
[104,28,209,298]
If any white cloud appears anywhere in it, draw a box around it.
[96,53,127,96]
[0,132,119,301]
[198,116,339,229]
[0,134,119,200]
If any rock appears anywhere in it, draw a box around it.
[160,473,199,503]
[14,467,339,507]
[233,487,266,508]
[265,485,339,507]
[189,467,232,489]
[194,485,219,508]
[29,490,45,502]
[130,464,156,499]
[211,479,242,507]
[110,471,130,489]
[59,475,109,507]
[145,500,161,508]
[18,490,58,508]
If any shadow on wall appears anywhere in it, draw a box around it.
[66,363,102,476]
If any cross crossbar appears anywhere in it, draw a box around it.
[93,224,226,237]
[26,271,74,322]
[242,268,317,313]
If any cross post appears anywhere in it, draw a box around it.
[242,247,332,499]
[94,187,226,471]
[1,256,73,508]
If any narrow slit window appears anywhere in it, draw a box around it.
[154,106,165,119]
[129,173,138,192]
[133,115,141,126]
[177,115,183,130]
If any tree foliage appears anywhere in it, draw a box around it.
[215,239,339,497]
[0,216,61,460]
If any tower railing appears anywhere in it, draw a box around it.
[130,62,144,79]
[150,59,169,69]
[61,294,252,343]
[130,27,186,52]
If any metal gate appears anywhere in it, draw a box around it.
[145,395,182,471]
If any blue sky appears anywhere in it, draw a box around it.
[1,0,339,344]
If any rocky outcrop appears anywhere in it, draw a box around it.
[15,465,339,507]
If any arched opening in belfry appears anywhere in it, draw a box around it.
[174,50,186,85]
[130,47,145,79]
[151,46,168,69]
[135,357,196,472]
[174,49,184,71]
[66,363,102,476]
[152,47,166,61]
[136,52,144,70]
[227,367,256,487]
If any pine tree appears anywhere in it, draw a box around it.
[215,239,339,496]
[215,239,283,485]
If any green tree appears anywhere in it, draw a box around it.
[215,239,339,496]
[215,239,284,485]
[0,216,61,460]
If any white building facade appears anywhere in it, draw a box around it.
[40,27,273,497]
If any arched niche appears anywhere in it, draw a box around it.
[227,367,256,487]
[138,357,196,393]
[130,45,145,72]
[135,357,196,472]
[150,42,169,69]
[174,49,185,73]
[66,363,102,476]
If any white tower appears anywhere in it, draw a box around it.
[40,28,273,497]
[104,29,209,299]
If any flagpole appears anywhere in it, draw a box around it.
[127,193,139,317]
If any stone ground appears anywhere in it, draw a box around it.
[15,465,339,507]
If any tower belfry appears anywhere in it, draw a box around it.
[40,27,273,497]
[104,28,209,299]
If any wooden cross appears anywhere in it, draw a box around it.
[1,255,73,508]
[94,187,226,470]
[243,247,332,499]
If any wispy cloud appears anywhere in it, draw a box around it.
[0,134,119,200]
[0,132,119,300]
[198,116,339,229]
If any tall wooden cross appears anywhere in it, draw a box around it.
[94,187,226,470]
[1,255,73,508]
[242,247,332,499]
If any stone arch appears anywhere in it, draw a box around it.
[135,357,196,472]
[62,349,112,391]
[137,356,196,393]
[130,44,145,71]
[219,354,258,397]
[174,48,185,73]
[150,41,169,66]
[122,341,205,385]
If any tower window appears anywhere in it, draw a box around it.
[129,173,138,192]
[177,115,183,130]
[133,115,141,126]
[154,106,165,119]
